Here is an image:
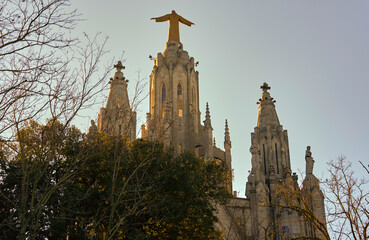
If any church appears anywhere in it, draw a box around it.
[94,10,327,240]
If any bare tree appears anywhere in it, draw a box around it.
[0,0,112,139]
[325,156,369,240]
[272,156,368,240]
[275,181,330,240]
[0,1,114,239]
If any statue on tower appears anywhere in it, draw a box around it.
[87,120,97,135]
[305,146,315,175]
[151,10,194,42]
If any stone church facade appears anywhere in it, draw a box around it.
[94,11,327,240]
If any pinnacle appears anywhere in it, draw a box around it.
[256,83,280,128]
[224,119,231,144]
[204,102,212,127]
[225,119,229,132]
[206,102,210,117]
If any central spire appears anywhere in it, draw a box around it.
[151,10,194,42]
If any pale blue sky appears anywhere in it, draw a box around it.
[72,0,369,196]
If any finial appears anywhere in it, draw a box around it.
[225,119,229,132]
[213,138,216,146]
[260,82,271,93]
[114,61,125,73]
[206,102,210,116]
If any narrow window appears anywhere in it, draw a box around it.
[178,144,182,153]
[275,143,279,174]
[162,84,166,118]
[263,144,267,174]
[162,84,166,103]
[177,83,183,117]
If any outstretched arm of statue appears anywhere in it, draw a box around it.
[178,16,194,26]
[150,14,171,22]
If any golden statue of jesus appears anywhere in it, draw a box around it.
[151,10,194,42]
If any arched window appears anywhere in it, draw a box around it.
[162,84,166,118]
[177,83,183,117]
[178,144,182,153]
[162,84,166,103]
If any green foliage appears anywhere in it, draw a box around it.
[0,120,83,239]
[0,122,230,239]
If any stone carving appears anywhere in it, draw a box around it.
[151,10,194,42]
[305,146,315,174]
[88,120,97,135]
[250,143,261,175]
[256,182,267,204]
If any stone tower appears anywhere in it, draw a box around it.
[244,83,326,239]
[142,11,232,192]
[97,61,136,139]
[141,40,202,151]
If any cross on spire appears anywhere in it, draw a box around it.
[114,61,125,72]
[260,82,271,92]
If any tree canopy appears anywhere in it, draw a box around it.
[0,120,230,239]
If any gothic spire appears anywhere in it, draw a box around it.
[204,102,212,127]
[98,60,136,139]
[256,82,280,129]
[224,119,231,144]
[105,61,130,111]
